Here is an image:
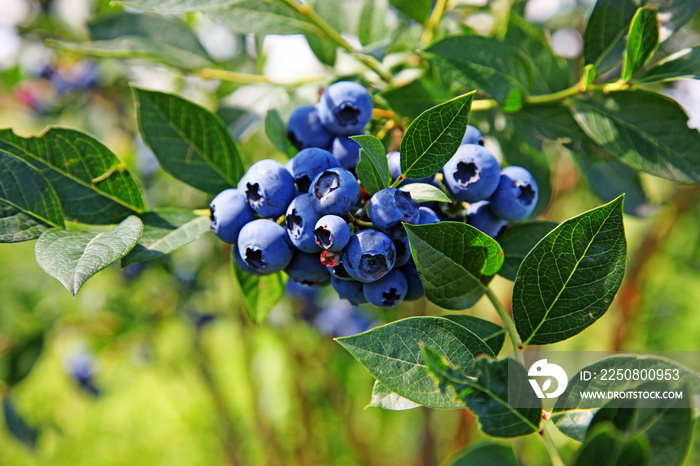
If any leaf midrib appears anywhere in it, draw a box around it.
[138,91,238,188]
[522,203,618,345]
[0,133,145,214]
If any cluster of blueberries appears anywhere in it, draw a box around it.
[209,81,538,309]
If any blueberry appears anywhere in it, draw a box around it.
[462,124,484,146]
[331,276,367,305]
[387,151,436,186]
[327,262,354,280]
[314,215,351,252]
[317,81,373,135]
[237,219,293,274]
[285,250,331,286]
[367,188,420,239]
[399,260,425,301]
[308,167,360,216]
[363,269,408,308]
[341,229,396,283]
[239,159,296,218]
[489,166,539,221]
[331,136,362,171]
[286,105,335,150]
[443,144,501,203]
[466,201,508,238]
[209,189,255,244]
[393,236,412,267]
[285,195,322,253]
[417,206,440,225]
[232,245,262,275]
[66,351,100,396]
[290,147,340,193]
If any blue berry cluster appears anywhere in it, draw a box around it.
[209,82,539,309]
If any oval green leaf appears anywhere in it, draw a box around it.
[134,87,244,194]
[35,216,144,296]
[399,183,451,203]
[337,316,496,409]
[0,128,145,224]
[399,92,474,179]
[513,196,627,346]
[352,134,390,195]
[621,7,660,82]
[570,91,700,184]
[638,46,700,83]
[121,209,211,267]
[405,222,504,310]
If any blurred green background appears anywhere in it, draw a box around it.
[1,0,699,465]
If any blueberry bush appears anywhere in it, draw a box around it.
[1,0,700,465]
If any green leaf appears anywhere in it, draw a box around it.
[428,37,532,109]
[644,0,700,43]
[584,386,693,466]
[134,87,244,194]
[638,46,700,83]
[0,153,64,229]
[570,91,700,184]
[404,222,504,310]
[399,183,450,203]
[399,92,474,179]
[505,13,572,94]
[49,13,212,70]
[368,380,422,410]
[496,221,558,281]
[513,196,627,346]
[264,109,296,158]
[551,355,700,441]
[121,209,210,267]
[114,0,240,12]
[622,8,660,82]
[572,422,651,466]
[232,261,286,325]
[442,315,506,356]
[576,157,657,217]
[389,0,431,22]
[35,216,144,296]
[382,79,451,120]
[0,201,49,243]
[0,128,145,224]
[583,0,639,68]
[423,351,541,437]
[214,0,322,36]
[358,0,389,46]
[449,442,519,466]
[337,316,496,409]
[352,135,391,195]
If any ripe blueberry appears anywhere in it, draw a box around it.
[286,195,323,253]
[314,215,351,252]
[443,144,501,203]
[308,167,360,216]
[209,188,254,244]
[462,124,484,146]
[317,81,373,135]
[363,269,408,308]
[331,276,367,305]
[489,166,539,221]
[238,159,296,218]
[284,250,331,286]
[399,260,425,301]
[331,136,362,171]
[341,229,396,283]
[286,105,335,150]
[466,200,508,238]
[290,147,340,193]
[393,236,411,267]
[237,219,293,274]
[417,206,440,225]
[367,188,420,239]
